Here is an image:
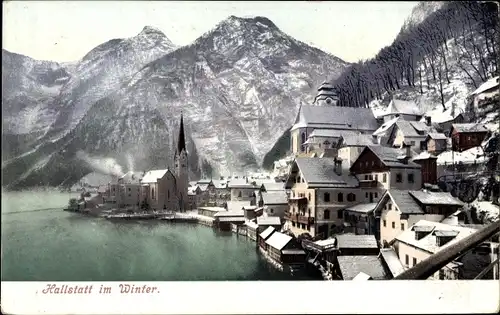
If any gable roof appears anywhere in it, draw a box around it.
[265,232,293,251]
[373,116,399,136]
[396,120,421,137]
[261,192,288,205]
[345,203,378,214]
[291,105,378,132]
[291,157,359,188]
[411,151,437,161]
[427,132,448,140]
[452,123,489,133]
[471,76,499,95]
[259,226,276,239]
[228,178,255,189]
[356,146,421,169]
[376,190,424,215]
[141,169,170,183]
[120,171,144,184]
[261,182,285,192]
[226,201,251,212]
[382,99,423,116]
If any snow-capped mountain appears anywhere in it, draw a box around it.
[2,16,348,189]
[400,1,445,33]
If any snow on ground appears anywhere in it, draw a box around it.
[437,146,486,165]
[470,200,500,223]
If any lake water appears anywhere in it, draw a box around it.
[1,190,315,281]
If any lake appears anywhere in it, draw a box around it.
[1,190,315,281]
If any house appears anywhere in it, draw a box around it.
[116,171,144,208]
[97,185,109,200]
[337,133,379,167]
[228,178,257,203]
[304,129,360,156]
[450,123,490,152]
[411,152,438,186]
[261,191,288,219]
[423,110,465,136]
[290,105,379,155]
[372,116,400,146]
[187,185,203,210]
[246,220,259,241]
[140,115,189,211]
[198,206,224,218]
[375,189,464,247]
[284,157,360,239]
[226,200,251,213]
[425,133,448,154]
[469,76,499,115]
[213,179,230,206]
[335,234,379,256]
[243,205,259,220]
[335,255,390,280]
[258,226,276,251]
[214,211,245,231]
[264,231,303,265]
[379,247,406,278]
[391,120,434,152]
[256,216,282,234]
[343,203,378,235]
[392,220,497,279]
[350,145,422,193]
[379,99,424,122]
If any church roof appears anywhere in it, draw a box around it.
[177,114,186,154]
[141,169,170,183]
[291,105,378,132]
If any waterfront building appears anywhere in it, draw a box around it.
[264,231,295,264]
[228,178,257,203]
[116,171,144,208]
[335,234,379,256]
[214,211,245,231]
[258,226,276,251]
[284,157,359,239]
[260,191,288,220]
[243,205,259,220]
[198,206,225,218]
[246,221,259,241]
[374,189,464,247]
[256,216,282,234]
[392,220,498,279]
[139,115,189,211]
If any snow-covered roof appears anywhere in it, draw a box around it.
[309,129,359,139]
[408,190,463,206]
[436,147,486,165]
[373,116,399,136]
[427,132,448,140]
[261,182,285,191]
[259,226,275,239]
[382,99,424,116]
[228,178,254,188]
[120,171,144,184]
[226,200,251,212]
[411,151,437,161]
[395,220,478,254]
[265,231,293,251]
[352,272,372,281]
[257,216,281,226]
[261,192,288,205]
[336,234,378,249]
[314,238,336,247]
[214,211,244,217]
[345,203,378,214]
[141,169,169,183]
[337,256,388,280]
[380,248,406,277]
[471,76,499,95]
[452,123,490,133]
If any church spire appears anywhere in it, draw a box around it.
[177,113,186,154]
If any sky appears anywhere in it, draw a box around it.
[3,1,417,63]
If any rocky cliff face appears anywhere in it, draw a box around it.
[2,16,347,189]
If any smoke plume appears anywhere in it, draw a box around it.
[76,151,124,177]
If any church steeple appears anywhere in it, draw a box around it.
[177,113,186,154]
[313,82,339,106]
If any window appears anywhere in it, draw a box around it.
[413,258,417,266]
[323,141,331,146]
[152,188,155,200]
[420,141,426,151]
[408,173,414,183]
[308,193,311,201]
[292,221,296,227]
[128,188,131,192]
[167,190,170,199]
[302,223,306,229]
[439,270,445,280]
[392,221,395,229]
[388,203,392,210]
[324,210,330,220]
[401,223,405,231]
[405,255,409,266]
[337,193,344,202]
[383,220,387,227]
[383,173,387,183]
[338,210,343,219]
[347,193,356,202]
[410,141,415,146]
[301,132,306,152]
[375,174,378,181]
[396,173,402,183]
[270,208,274,214]
[374,192,378,198]
[238,191,242,198]
[364,175,368,180]
[366,192,369,198]
[324,192,331,202]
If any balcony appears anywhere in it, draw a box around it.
[298,215,315,225]
[288,196,308,205]
[359,180,379,188]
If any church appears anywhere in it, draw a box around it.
[290,82,379,156]
[139,114,189,212]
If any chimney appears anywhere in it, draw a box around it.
[425,116,432,126]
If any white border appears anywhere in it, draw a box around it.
[2,281,499,314]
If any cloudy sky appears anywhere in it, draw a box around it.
[3,1,417,63]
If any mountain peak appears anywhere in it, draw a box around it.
[225,15,278,29]
[139,26,166,36]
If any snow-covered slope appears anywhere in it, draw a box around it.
[2,16,347,189]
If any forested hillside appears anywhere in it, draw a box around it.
[333,1,498,109]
